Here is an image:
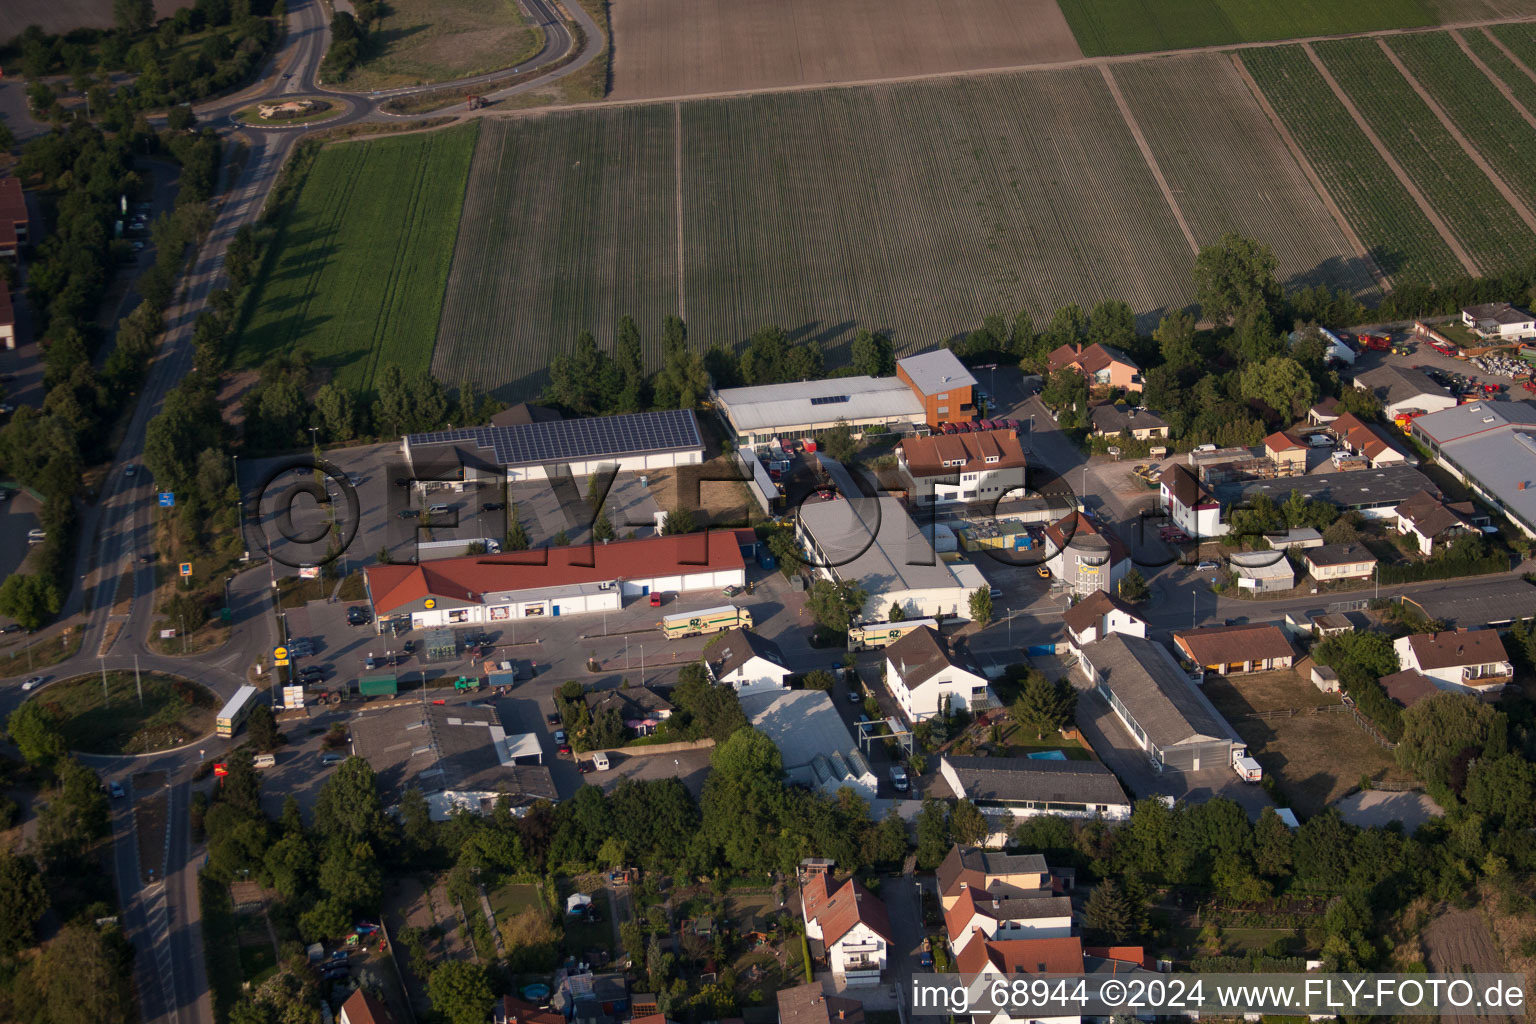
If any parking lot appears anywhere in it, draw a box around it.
[0,490,41,628]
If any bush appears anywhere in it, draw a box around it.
[801,670,834,691]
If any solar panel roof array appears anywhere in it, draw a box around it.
[406,409,701,467]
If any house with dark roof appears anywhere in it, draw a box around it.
[705,628,791,696]
[799,861,893,985]
[1393,629,1512,695]
[0,286,13,351]
[0,177,26,262]
[1173,623,1295,675]
[1078,634,1244,772]
[362,531,748,631]
[1462,301,1536,341]
[585,686,673,736]
[1044,511,1130,596]
[896,429,1026,505]
[943,884,1074,953]
[883,626,995,722]
[1378,669,1440,709]
[1308,396,1341,426]
[776,984,864,1024]
[1061,590,1145,654]
[1045,343,1141,390]
[936,845,1051,907]
[1393,489,1479,556]
[1352,365,1456,418]
[1303,543,1377,581]
[1160,464,1226,540]
[939,756,1131,825]
[1089,404,1167,440]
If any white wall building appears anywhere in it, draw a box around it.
[1463,301,1536,340]
[705,628,792,697]
[1394,629,1513,695]
[799,862,892,985]
[1160,465,1228,540]
[884,626,995,723]
[1061,590,1146,655]
[943,885,1074,955]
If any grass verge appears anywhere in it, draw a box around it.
[201,875,243,1024]
[33,672,218,755]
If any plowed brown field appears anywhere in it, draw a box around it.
[608,0,1082,99]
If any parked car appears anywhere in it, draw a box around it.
[1195,561,1219,572]
[403,640,416,654]
[346,607,370,626]
[649,592,663,607]
[397,509,418,519]
[483,501,505,511]
[547,711,561,727]
[554,730,571,754]
[109,781,126,799]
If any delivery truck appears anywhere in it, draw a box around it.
[847,617,939,651]
[661,605,752,639]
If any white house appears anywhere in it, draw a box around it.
[1393,489,1478,556]
[1393,629,1512,695]
[1043,511,1131,596]
[799,860,892,985]
[1462,301,1536,341]
[1352,366,1457,419]
[1060,590,1146,655]
[943,885,1074,955]
[1160,465,1227,539]
[897,429,1028,506]
[939,756,1132,825]
[954,935,1088,1024]
[884,626,995,722]
[704,628,791,697]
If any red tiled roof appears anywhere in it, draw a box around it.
[803,874,893,947]
[0,178,24,223]
[364,532,746,613]
[340,990,401,1024]
[1083,945,1153,969]
[1174,624,1295,666]
[1044,343,1137,376]
[1264,431,1305,453]
[496,996,565,1024]
[1331,412,1398,462]
[955,936,1084,976]
[900,430,1025,478]
[1043,511,1128,564]
[0,286,12,327]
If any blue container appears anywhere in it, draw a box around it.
[758,551,777,569]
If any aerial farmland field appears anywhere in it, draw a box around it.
[607,0,1081,99]
[237,123,479,392]
[1239,45,1467,287]
[1313,37,1536,274]
[1112,54,1380,300]
[1386,32,1536,222]
[1462,28,1536,117]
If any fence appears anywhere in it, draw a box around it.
[1237,704,1347,720]
[1342,698,1397,749]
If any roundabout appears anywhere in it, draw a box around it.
[20,671,219,755]
[231,95,351,128]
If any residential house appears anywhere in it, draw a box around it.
[1227,550,1295,592]
[1378,669,1441,709]
[1393,489,1478,556]
[1077,633,1244,772]
[0,287,13,350]
[1089,404,1168,440]
[1330,412,1410,468]
[704,628,792,697]
[496,997,566,1024]
[1043,511,1130,595]
[0,177,26,261]
[800,861,892,985]
[1061,590,1146,655]
[1160,464,1227,539]
[1462,301,1536,341]
[1263,432,1307,476]
[897,429,1027,506]
[1265,527,1324,550]
[937,845,1054,907]
[1352,365,1457,418]
[944,884,1074,954]
[954,936,1089,1024]
[1045,342,1142,390]
[884,626,995,722]
[939,756,1132,828]
[1304,543,1377,581]
[776,984,864,1024]
[1393,629,1512,695]
[340,990,402,1024]
[897,348,978,426]
[1174,623,1296,675]
[584,687,672,736]
[1308,396,1341,426]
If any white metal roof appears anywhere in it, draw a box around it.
[798,494,962,594]
[1415,400,1536,444]
[1440,427,1536,533]
[741,689,855,770]
[896,349,977,394]
[716,376,923,433]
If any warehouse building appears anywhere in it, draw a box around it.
[1235,465,1439,517]
[349,703,555,820]
[362,531,748,630]
[939,755,1131,825]
[741,689,874,798]
[402,408,704,483]
[1401,578,1536,629]
[1078,633,1243,772]
[1410,401,1536,539]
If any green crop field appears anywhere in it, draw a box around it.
[1112,54,1379,300]
[1490,21,1536,68]
[1463,28,1536,117]
[237,123,480,393]
[1056,0,1435,57]
[433,107,680,395]
[1314,37,1536,274]
[1239,45,1466,286]
[1387,32,1536,219]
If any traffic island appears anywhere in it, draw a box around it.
[233,96,349,127]
[32,672,218,754]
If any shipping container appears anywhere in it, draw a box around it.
[357,675,398,698]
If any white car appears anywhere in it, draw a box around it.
[1195,560,1219,572]
[22,676,44,691]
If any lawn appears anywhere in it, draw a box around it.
[1055,0,1435,56]
[1200,669,1410,816]
[488,881,544,921]
[992,722,1094,761]
[341,0,544,90]
[237,123,479,395]
[561,890,612,956]
[31,672,218,755]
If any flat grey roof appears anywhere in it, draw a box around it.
[1439,428,1536,533]
[740,689,856,773]
[1083,634,1240,749]
[1403,578,1536,628]
[897,349,977,394]
[1234,466,1437,508]
[405,409,701,468]
[943,755,1129,808]
[797,494,961,594]
[715,376,923,433]
[1414,401,1536,445]
[350,704,556,809]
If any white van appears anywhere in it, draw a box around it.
[592,752,611,771]
[428,503,451,514]
[253,753,276,769]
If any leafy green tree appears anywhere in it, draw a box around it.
[506,504,530,551]
[5,700,66,765]
[246,703,280,752]
[0,850,48,954]
[1040,366,1087,416]
[1251,807,1293,878]
[114,0,155,32]
[1087,299,1136,350]
[312,757,389,849]
[671,663,748,741]
[591,503,616,542]
[1082,878,1136,943]
[806,579,867,634]
[1154,309,1200,370]
[32,922,131,1024]
[700,728,788,872]
[429,960,493,1024]
[1396,692,1499,793]
[1464,754,1536,829]
[1118,569,1149,602]
[801,670,835,691]
[0,572,63,629]
[888,601,905,622]
[653,317,708,409]
[1193,233,1281,324]
[821,420,857,463]
[969,586,993,625]
[865,806,909,866]
[314,382,356,441]
[615,315,648,411]
[850,329,895,377]
[1041,303,1087,352]
[1239,356,1316,420]
[399,786,436,864]
[766,529,802,576]
[1009,309,1037,359]
[1010,673,1076,738]
[914,796,950,869]
[661,506,695,535]
[949,799,988,845]
[1291,808,1356,890]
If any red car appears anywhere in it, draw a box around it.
[649,592,662,607]
[941,422,959,434]
[956,421,973,433]
[977,419,996,431]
